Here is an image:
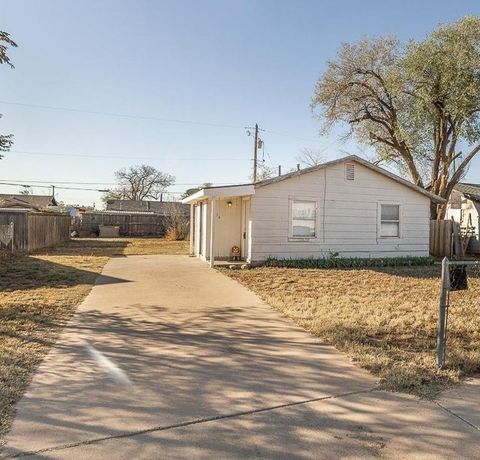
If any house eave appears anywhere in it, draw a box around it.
[182,185,255,204]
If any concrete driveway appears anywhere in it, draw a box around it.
[3,255,480,459]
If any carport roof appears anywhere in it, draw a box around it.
[181,184,255,204]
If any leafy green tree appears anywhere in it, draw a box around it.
[0,31,17,158]
[312,16,480,218]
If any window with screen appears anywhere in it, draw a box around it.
[292,201,316,237]
[380,204,400,237]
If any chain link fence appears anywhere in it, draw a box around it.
[436,257,480,368]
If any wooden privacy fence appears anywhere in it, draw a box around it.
[78,211,170,237]
[0,210,71,252]
[430,219,471,258]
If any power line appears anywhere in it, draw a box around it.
[0,100,244,130]
[0,179,235,186]
[0,180,187,195]
[0,181,109,192]
[7,150,247,161]
[0,100,321,142]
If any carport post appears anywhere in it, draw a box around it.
[189,203,194,256]
[209,198,216,268]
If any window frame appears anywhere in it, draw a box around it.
[378,202,402,240]
[288,197,319,241]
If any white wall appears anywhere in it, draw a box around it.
[213,197,242,258]
[249,161,431,261]
[193,197,243,259]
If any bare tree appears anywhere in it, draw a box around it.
[250,163,275,182]
[312,17,480,218]
[296,148,326,167]
[19,185,31,195]
[182,182,213,199]
[103,165,175,202]
[0,31,17,158]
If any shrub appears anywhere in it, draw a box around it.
[163,203,189,240]
[262,255,435,269]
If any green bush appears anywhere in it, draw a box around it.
[262,255,435,269]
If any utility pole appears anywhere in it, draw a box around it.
[253,123,259,183]
[245,123,263,183]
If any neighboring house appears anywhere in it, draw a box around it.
[0,194,57,211]
[446,183,480,253]
[105,199,189,216]
[182,155,445,266]
[65,205,94,218]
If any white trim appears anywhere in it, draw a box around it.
[182,185,255,204]
[377,202,402,241]
[288,197,320,241]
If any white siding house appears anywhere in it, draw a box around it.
[446,183,480,253]
[182,155,445,266]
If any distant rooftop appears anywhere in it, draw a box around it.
[0,194,58,210]
[455,183,480,201]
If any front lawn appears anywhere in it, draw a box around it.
[0,237,188,442]
[225,265,480,398]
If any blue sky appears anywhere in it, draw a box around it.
[1,0,479,206]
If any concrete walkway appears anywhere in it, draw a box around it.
[3,255,480,459]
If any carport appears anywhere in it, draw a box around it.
[182,184,255,267]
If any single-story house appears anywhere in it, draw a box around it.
[0,194,57,211]
[182,155,445,267]
[446,183,480,253]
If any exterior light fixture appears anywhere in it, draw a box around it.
[227,201,233,207]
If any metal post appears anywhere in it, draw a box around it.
[209,198,216,268]
[189,203,194,256]
[436,256,450,367]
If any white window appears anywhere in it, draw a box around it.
[380,204,400,237]
[292,200,316,237]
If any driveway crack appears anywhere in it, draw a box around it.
[4,387,378,458]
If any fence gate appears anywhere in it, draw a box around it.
[436,257,480,367]
[0,222,14,253]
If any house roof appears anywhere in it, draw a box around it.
[105,200,190,215]
[0,194,58,209]
[183,155,445,204]
[454,183,480,201]
[182,184,255,203]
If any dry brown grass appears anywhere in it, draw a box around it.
[0,237,188,441]
[225,265,480,398]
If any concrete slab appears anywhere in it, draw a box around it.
[438,376,480,431]
[2,255,479,458]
